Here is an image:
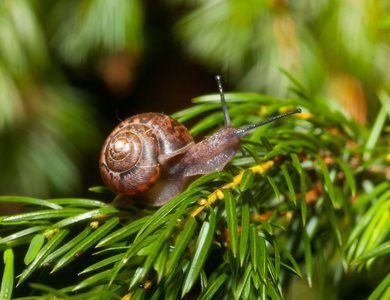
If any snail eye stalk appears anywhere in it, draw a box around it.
[236,108,302,135]
[215,75,232,127]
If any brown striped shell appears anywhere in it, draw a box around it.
[99,113,195,196]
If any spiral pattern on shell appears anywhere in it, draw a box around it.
[100,113,194,196]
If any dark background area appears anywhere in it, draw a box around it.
[74,2,222,197]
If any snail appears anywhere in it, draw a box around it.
[100,76,301,206]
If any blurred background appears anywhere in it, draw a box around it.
[0,0,389,200]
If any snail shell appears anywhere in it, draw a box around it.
[100,113,194,196]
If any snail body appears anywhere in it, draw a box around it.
[100,76,301,206]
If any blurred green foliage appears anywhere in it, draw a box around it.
[0,0,144,197]
[1,0,388,196]
[172,0,390,123]
[50,0,143,65]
